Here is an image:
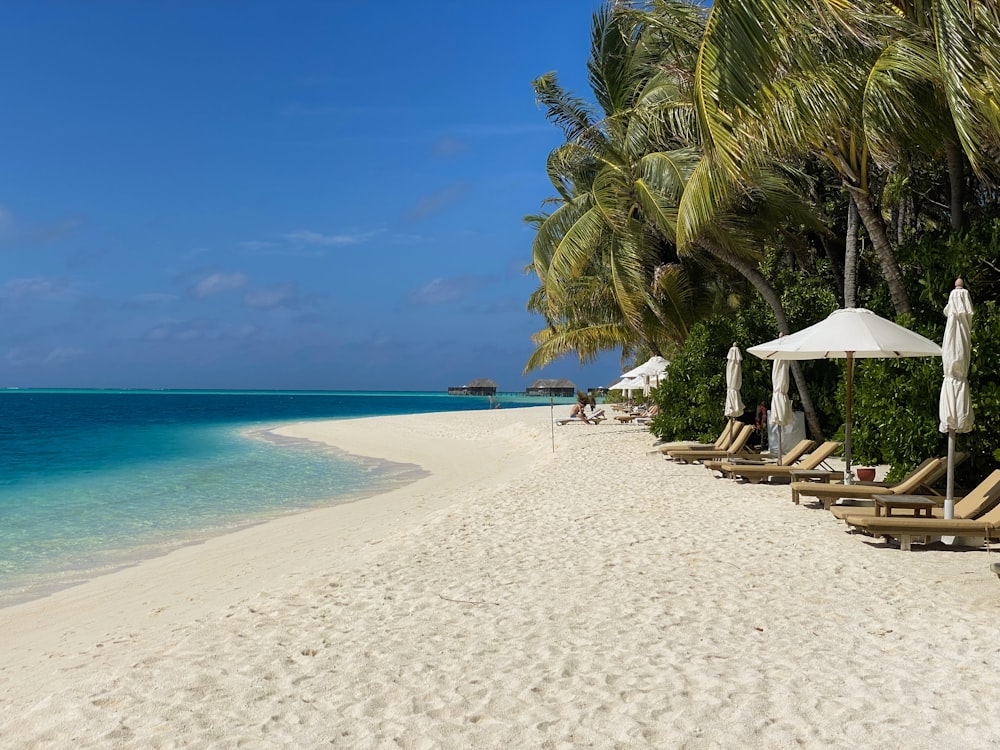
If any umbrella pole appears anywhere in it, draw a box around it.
[945,430,956,519]
[844,352,854,484]
[550,397,555,453]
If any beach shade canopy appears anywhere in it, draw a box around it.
[617,355,669,398]
[939,280,974,518]
[724,344,745,419]
[747,307,942,482]
[609,376,643,392]
[622,355,669,379]
[770,358,792,460]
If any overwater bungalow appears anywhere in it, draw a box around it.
[447,378,498,396]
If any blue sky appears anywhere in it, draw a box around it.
[0,0,627,391]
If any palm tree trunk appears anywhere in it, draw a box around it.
[700,243,824,440]
[945,139,967,231]
[847,186,912,316]
[844,196,860,308]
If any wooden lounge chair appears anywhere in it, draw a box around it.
[616,405,658,424]
[825,458,942,518]
[555,408,606,425]
[635,405,660,424]
[716,440,841,484]
[841,470,1000,550]
[665,424,755,464]
[837,469,1000,524]
[790,456,949,508]
[658,422,738,454]
[704,438,815,476]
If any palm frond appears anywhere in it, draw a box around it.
[935,0,1000,180]
[863,34,953,168]
[532,72,603,149]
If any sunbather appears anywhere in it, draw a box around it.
[556,406,605,425]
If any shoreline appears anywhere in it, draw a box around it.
[0,406,558,734]
[0,421,431,610]
[3,405,1000,747]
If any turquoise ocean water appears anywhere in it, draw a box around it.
[0,390,554,607]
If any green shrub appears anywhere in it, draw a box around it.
[646,221,1000,488]
[851,299,1000,485]
[649,313,776,442]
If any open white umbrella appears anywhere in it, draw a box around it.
[609,376,643,401]
[622,355,669,379]
[617,355,669,401]
[622,356,669,391]
[724,344,745,422]
[610,375,641,389]
[770,358,792,461]
[939,279,974,519]
[748,308,942,483]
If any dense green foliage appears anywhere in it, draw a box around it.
[850,222,1000,483]
[647,319,760,443]
[529,1,1000,479]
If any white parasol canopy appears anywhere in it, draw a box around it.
[748,308,942,482]
[616,355,670,399]
[939,280,974,519]
[610,375,641,389]
[622,356,669,390]
[622,355,669,379]
[724,344,745,419]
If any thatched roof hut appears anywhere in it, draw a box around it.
[447,378,497,396]
[525,378,576,397]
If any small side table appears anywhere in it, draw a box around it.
[874,494,938,518]
[788,469,844,484]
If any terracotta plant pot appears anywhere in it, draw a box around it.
[856,467,876,481]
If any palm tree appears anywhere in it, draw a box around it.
[671,151,830,438]
[926,0,1000,184]
[692,0,916,315]
[693,0,1000,314]
[525,3,710,370]
[528,1,830,436]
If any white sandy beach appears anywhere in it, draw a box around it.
[2,405,1000,748]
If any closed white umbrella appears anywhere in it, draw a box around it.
[724,344,745,421]
[748,308,942,483]
[939,279,974,519]
[770,358,792,461]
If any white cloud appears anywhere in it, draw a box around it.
[128,292,178,305]
[403,182,471,222]
[281,229,366,246]
[0,205,82,246]
[6,345,84,367]
[141,318,262,343]
[0,277,65,302]
[191,272,249,298]
[409,276,485,305]
[237,240,277,251]
[243,282,301,310]
[432,136,469,157]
